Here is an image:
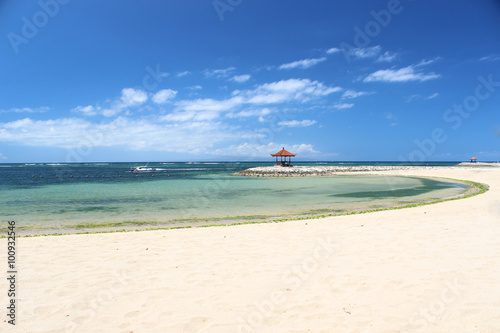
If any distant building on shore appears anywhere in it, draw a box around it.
[470,156,477,163]
[271,147,296,167]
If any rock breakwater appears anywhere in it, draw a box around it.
[232,165,446,177]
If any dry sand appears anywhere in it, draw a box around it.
[1,167,500,332]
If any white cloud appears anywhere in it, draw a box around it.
[213,142,319,157]
[346,46,381,60]
[154,69,169,79]
[71,105,98,116]
[164,96,244,122]
[102,108,120,117]
[152,89,177,104]
[188,85,203,90]
[406,94,419,102]
[364,65,440,83]
[0,76,345,156]
[279,57,327,70]
[177,71,191,77]
[384,113,398,126]
[326,47,341,54]
[0,116,250,154]
[0,117,94,147]
[204,67,236,78]
[332,103,354,110]
[289,143,319,154]
[405,93,440,102]
[342,90,372,99]
[479,55,500,62]
[161,109,220,122]
[74,88,150,117]
[278,119,317,127]
[176,96,244,112]
[476,150,500,157]
[385,112,395,120]
[0,153,6,160]
[230,74,251,83]
[0,107,49,113]
[415,57,441,67]
[242,78,341,104]
[167,79,341,123]
[226,108,273,119]
[376,51,398,63]
[120,88,148,107]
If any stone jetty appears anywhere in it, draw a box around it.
[232,164,499,177]
[456,162,500,167]
[232,165,429,177]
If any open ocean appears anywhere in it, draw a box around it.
[0,161,467,234]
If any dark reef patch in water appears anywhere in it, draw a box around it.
[73,206,120,212]
[331,178,463,199]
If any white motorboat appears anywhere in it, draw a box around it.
[129,166,156,173]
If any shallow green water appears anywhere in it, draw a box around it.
[0,162,469,234]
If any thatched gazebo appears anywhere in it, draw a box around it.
[470,157,477,163]
[271,147,296,167]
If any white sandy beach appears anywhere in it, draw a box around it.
[1,167,500,332]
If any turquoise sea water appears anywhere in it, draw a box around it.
[0,162,468,234]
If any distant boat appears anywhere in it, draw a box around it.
[129,166,156,173]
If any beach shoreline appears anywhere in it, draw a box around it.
[11,175,485,237]
[7,170,485,237]
[1,166,500,332]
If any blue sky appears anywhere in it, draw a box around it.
[1,0,500,163]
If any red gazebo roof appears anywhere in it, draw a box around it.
[271,147,296,157]
[470,157,477,160]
